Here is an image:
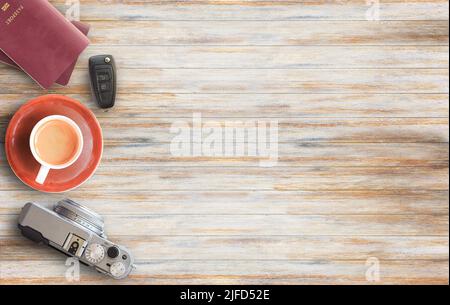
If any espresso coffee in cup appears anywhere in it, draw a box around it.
[30,115,83,184]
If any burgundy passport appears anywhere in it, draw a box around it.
[0,20,90,86]
[0,0,90,89]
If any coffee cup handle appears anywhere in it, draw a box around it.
[35,165,50,185]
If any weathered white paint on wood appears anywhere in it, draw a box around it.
[1,117,449,143]
[0,21,448,49]
[84,20,449,46]
[1,46,448,70]
[0,214,448,236]
[50,0,450,21]
[0,166,448,191]
[1,142,448,167]
[1,190,448,215]
[0,68,448,94]
[0,260,448,285]
[1,93,449,119]
[2,235,449,261]
[75,45,450,69]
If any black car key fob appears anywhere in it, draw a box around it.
[89,55,116,109]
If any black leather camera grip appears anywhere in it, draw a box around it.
[18,224,49,245]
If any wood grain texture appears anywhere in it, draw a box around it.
[0,0,448,284]
[51,0,450,21]
[1,93,448,118]
[0,21,448,49]
[1,142,448,167]
[82,20,450,46]
[2,235,449,260]
[0,260,448,284]
[67,45,450,69]
[1,46,449,70]
[1,214,448,236]
[1,117,449,143]
[0,166,448,191]
[1,190,448,215]
[0,68,448,94]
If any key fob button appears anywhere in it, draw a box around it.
[100,82,110,92]
[97,72,110,82]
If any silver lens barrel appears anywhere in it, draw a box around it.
[54,199,105,237]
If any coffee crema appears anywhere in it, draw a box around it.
[34,119,80,165]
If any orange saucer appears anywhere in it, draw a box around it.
[5,95,103,193]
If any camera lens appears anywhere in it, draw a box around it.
[54,199,105,237]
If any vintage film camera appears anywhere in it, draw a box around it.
[18,199,135,279]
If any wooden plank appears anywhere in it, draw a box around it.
[80,20,449,46]
[97,117,450,144]
[50,0,450,21]
[73,45,450,69]
[0,190,447,216]
[1,46,448,70]
[0,142,447,167]
[0,259,448,284]
[0,214,448,236]
[0,93,448,119]
[100,143,449,167]
[2,117,446,144]
[1,118,448,144]
[0,166,448,191]
[1,235,448,261]
[0,68,447,94]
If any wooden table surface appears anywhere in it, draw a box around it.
[0,0,449,284]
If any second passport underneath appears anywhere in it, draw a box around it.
[0,0,90,89]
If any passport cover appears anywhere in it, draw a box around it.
[0,20,90,86]
[0,0,90,89]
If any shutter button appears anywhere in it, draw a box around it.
[107,246,119,258]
